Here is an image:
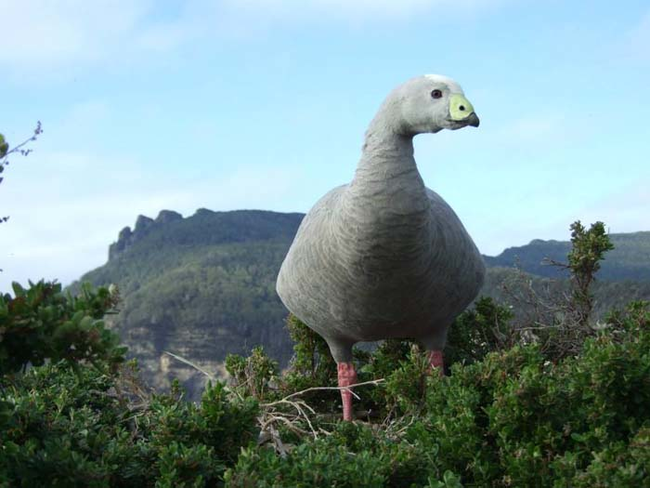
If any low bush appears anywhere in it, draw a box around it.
[0,280,125,375]
[225,301,650,487]
[0,360,259,487]
[0,281,259,487]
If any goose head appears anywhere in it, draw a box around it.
[389,74,480,136]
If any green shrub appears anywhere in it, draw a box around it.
[225,345,279,402]
[565,221,615,325]
[2,296,648,487]
[225,301,650,487]
[0,361,259,487]
[225,421,461,488]
[0,281,259,487]
[446,296,514,368]
[280,314,338,403]
[0,280,125,375]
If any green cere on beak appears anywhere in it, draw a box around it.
[449,94,476,121]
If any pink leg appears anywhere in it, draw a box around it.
[337,362,358,421]
[427,350,445,377]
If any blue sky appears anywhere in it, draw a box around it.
[0,0,649,291]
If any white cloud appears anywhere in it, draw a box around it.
[0,0,504,79]
[0,0,197,79]
[0,150,170,287]
[0,0,147,73]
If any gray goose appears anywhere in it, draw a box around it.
[277,75,485,420]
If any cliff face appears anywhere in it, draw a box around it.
[109,210,183,261]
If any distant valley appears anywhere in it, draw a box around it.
[71,209,650,398]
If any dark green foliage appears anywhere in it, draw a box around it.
[0,134,8,159]
[359,339,418,416]
[280,314,337,404]
[225,345,279,402]
[364,339,413,381]
[0,281,259,487]
[0,280,125,375]
[226,317,345,424]
[10,318,647,488]
[0,362,259,487]
[445,296,515,368]
[225,302,650,487]
[284,313,336,381]
[225,432,388,488]
[226,420,464,487]
[564,221,616,324]
[380,343,432,415]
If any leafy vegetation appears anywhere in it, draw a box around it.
[226,305,650,487]
[0,281,259,487]
[563,221,616,324]
[0,281,124,375]
[1,361,259,487]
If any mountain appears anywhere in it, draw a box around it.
[71,209,650,398]
[72,209,303,398]
[484,232,650,281]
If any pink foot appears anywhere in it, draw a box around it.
[427,350,444,377]
[337,362,358,421]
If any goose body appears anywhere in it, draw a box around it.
[276,74,485,419]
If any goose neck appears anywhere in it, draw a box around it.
[351,117,421,193]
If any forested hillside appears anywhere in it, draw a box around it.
[72,209,303,397]
[72,209,650,398]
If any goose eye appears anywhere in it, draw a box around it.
[431,89,443,99]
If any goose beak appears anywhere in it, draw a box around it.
[466,112,480,127]
[449,94,479,128]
